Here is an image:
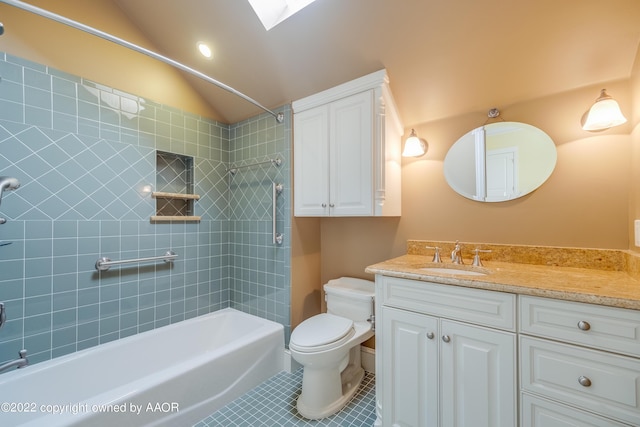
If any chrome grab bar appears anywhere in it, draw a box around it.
[273,182,283,245]
[95,251,177,271]
[227,157,282,175]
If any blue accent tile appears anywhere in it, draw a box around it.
[77,320,99,341]
[24,331,52,355]
[0,279,24,301]
[24,313,51,336]
[52,325,76,348]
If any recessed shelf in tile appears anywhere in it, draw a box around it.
[153,151,198,220]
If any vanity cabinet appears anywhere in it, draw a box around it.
[519,295,640,426]
[292,69,402,217]
[377,275,517,427]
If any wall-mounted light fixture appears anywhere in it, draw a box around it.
[402,129,427,157]
[581,89,627,132]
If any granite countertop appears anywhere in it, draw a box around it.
[365,254,640,310]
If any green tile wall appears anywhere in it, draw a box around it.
[0,52,291,366]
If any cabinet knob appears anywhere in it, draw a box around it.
[329,203,335,208]
[577,320,591,331]
[321,203,327,208]
[578,376,592,387]
[426,332,435,340]
[442,335,451,343]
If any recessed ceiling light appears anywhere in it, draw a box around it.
[197,42,213,59]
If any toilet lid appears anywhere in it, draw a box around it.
[290,313,353,348]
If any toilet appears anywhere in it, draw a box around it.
[289,277,375,420]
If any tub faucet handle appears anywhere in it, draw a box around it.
[425,246,442,263]
[472,248,492,267]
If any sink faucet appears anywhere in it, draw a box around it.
[0,349,28,374]
[451,240,463,264]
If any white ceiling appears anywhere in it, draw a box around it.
[111,0,640,126]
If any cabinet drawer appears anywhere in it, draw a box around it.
[521,336,640,426]
[520,295,640,356]
[382,276,515,330]
[521,393,629,427]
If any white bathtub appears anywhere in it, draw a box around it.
[0,308,284,426]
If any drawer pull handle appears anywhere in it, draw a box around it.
[578,376,592,387]
[426,332,435,340]
[442,335,451,343]
[577,320,591,331]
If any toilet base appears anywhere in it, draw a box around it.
[296,346,366,420]
[297,366,365,420]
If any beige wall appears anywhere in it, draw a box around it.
[301,82,638,343]
[631,44,640,251]
[0,0,223,121]
[319,81,635,284]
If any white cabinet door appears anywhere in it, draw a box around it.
[293,105,329,216]
[294,90,374,216]
[382,306,439,427]
[440,320,517,427]
[329,90,373,216]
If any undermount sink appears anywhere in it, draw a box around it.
[420,267,488,276]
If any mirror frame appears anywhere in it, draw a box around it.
[444,121,557,202]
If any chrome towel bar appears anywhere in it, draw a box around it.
[95,251,177,271]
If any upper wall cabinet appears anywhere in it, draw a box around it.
[292,69,403,217]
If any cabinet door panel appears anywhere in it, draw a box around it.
[329,90,373,216]
[293,106,329,216]
[382,306,439,427]
[441,320,517,427]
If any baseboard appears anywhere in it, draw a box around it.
[361,345,375,373]
[283,345,375,374]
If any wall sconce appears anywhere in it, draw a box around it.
[581,89,627,132]
[402,129,427,157]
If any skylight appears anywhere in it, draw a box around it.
[247,0,318,31]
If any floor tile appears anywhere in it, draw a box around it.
[196,369,376,427]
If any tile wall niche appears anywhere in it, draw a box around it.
[0,52,291,365]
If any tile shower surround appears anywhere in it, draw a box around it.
[0,52,291,366]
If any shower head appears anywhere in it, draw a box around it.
[0,176,20,207]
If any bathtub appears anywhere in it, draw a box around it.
[0,308,284,426]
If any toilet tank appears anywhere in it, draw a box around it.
[324,277,374,322]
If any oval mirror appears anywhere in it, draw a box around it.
[444,122,556,202]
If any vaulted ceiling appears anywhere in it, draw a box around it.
[46,0,640,125]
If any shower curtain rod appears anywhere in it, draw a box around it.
[0,0,285,123]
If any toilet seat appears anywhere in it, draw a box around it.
[290,313,355,353]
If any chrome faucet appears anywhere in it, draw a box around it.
[0,349,28,374]
[451,240,464,264]
[425,246,442,263]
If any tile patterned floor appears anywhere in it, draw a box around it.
[195,369,376,427]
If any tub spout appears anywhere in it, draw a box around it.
[0,349,28,373]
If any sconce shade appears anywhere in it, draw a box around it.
[582,89,627,131]
[402,129,427,157]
